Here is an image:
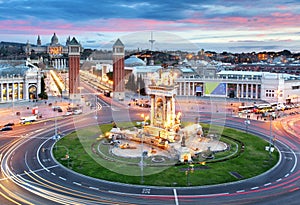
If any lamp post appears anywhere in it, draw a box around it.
[244,119,250,133]
[95,94,98,120]
[185,164,194,186]
[140,113,149,184]
[269,114,273,157]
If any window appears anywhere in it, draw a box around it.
[70,46,79,53]
[292,86,300,90]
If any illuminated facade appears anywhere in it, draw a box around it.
[145,68,180,142]
[0,61,41,102]
[25,33,70,70]
[175,70,300,104]
[25,33,82,98]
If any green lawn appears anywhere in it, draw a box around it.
[53,123,279,186]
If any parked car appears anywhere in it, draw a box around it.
[57,107,63,112]
[4,122,15,127]
[1,126,13,131]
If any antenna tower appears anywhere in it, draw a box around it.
[149,32,155,51]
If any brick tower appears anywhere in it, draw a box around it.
[112,39,125,100]
[68,37,81,99]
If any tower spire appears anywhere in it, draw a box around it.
[149,32,155,51]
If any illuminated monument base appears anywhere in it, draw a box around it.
[106,68,227,163]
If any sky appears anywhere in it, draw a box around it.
[0,0,300,53]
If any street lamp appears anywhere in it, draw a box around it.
[269,114,273,157]
[244,119,250,133]
[94,94,98,120]
[78,86,84,97]
[185,164,194,186]
[140,113,149,184]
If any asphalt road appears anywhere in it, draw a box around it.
[1,102,300,204]
[1,83,300,204]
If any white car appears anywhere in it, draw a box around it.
[64,111,73,116]
[73,109,82,115]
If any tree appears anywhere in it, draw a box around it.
[137,74,146,95]
[125,74,137,92]
[38,76,48,99]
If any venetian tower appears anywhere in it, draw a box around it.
[145,67,180,142]
[68,37,81,99]
[112,39,125,101]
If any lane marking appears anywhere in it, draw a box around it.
[89,186,99,190]
[276,178,282,182]
[251,187,259,190]
[51,172,56,176]
[285,174,290,177]
[59,176,66,181]
[264,183,272,186]
[173,189,179,205]
[73,182,82,186]
[236,190,245,193]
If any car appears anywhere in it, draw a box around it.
[64,111,73,116]
[73,109,82,115]
[57,107,63,112]
[1,126,13,131]
[4,122,15,127]
[52,106,61,111]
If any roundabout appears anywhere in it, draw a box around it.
[0,105,299,205]
[52,122,279,187]
[0,71,299,204]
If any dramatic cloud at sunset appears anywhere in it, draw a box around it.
[0,0,299,52]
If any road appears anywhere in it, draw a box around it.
[1,87,300,204]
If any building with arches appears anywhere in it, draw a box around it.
[0,60,41,103]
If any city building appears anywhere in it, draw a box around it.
[25,33,83,99]
[0,60,41,102]
[174,70,300,104]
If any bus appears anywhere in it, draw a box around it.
[253,104,274,114]
[238,105,254,114]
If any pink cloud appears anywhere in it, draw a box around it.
[276,5,289,10]
[0,13,300,38]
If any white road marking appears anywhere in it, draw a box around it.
[89,186,99,190]
[251,187,259,190]
[236,190,245,193]
[264,183,272,186]
[59,176,66,181]
[173,189,179,205]
[73,182,82,186]
[285,174,290,177]
[276,178,282,182]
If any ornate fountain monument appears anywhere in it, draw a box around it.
[108,66,227,163]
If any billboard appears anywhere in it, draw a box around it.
[205,82,227,96]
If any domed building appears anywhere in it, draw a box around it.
[125,56,146,67]
[24,33,82,70]
[50,33,59,45]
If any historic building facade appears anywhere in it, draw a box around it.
[0,61,41,102]
[24,33,83,98]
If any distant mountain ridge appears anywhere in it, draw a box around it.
[0,41,26,47]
